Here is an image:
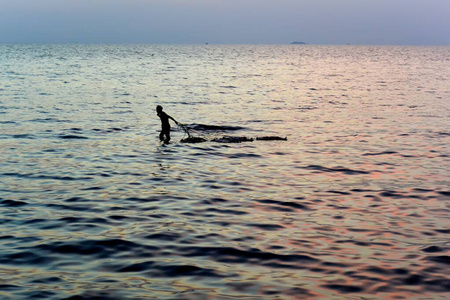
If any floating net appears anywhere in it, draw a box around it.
[177,123,286,144]
[180,136,208,143]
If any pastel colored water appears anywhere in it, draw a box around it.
[0,45,449,299]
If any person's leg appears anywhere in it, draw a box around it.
[159,130,165,141]
[165,129,171,143]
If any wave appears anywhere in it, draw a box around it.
[302,165,371,174]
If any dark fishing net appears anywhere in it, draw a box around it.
[212,136,254,143]
[177,123,286,144]
[178,123,207,143]
[180,136,207,143]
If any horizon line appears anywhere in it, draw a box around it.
[1,42,449,46]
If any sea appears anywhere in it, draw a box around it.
[0,44,449,299]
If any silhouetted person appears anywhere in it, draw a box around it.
[156,105,179,143]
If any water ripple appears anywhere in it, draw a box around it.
[1,44,449,299]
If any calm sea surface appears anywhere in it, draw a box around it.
[0,45,449,299]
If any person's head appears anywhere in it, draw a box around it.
[156,105,163,113]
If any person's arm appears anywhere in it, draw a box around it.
[168,114,179,125]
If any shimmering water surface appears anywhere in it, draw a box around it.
[0,45,449,299]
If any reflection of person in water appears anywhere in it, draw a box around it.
[156,105,179,143]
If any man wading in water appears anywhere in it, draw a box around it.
[156,105,179,144]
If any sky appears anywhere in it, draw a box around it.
[0,0,449,45]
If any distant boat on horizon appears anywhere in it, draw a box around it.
[291,41,307,45]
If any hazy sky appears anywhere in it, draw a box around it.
[1,0,449,45]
